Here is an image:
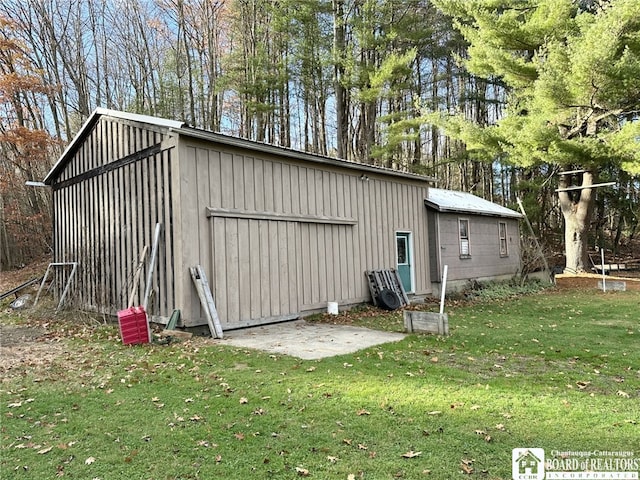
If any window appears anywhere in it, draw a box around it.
[499,221,508,256]
[397,236,408,265]
[459,219,470,257]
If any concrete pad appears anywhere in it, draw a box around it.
[220,320,406,360]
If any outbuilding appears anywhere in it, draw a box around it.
[44,108,435,329]
[425,188,523,294]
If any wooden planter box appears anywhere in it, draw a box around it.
[403,311,449,336]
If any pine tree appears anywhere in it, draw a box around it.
[427,0,640,272]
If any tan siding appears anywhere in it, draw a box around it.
[433,213,520,281]
[219,152,233,208]
[78,135,431,327]
[211,217,228,322]
[208,149,222,208]
[196,147,211,290]
[227,218,241,321]
[287,222,298,313]
[259,220,271,315]
[282,164,292,215]
[238,219,251,320]
[249,219,261,318]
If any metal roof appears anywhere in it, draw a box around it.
[44,108,435,185]
[424,188,523,218]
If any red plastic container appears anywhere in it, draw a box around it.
[117,306,150,345]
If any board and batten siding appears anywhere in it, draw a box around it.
[50,116,177,320]
[175,139,431,328]
[433,213,521,281]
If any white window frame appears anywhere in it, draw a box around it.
[499,221,508,257]
[458,218,471,257]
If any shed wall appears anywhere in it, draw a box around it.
[430,212,521,282]
[51,116,176,320]
[176,140,431,328]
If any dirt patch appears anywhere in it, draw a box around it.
[555,272,640,291]
[0,323,67,379]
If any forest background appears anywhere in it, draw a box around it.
[1,0,638,271]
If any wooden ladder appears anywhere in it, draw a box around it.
[190,265,224,339]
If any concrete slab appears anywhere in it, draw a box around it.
[220,320,406,360]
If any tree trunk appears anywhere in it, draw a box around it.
[558,171,596,273]
[333,0,348,160]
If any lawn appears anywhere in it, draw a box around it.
[1,288,639,479]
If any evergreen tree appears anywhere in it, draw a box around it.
[427,0,640,272]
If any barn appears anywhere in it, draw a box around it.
[424,188,523,294]
[43,108,436,329]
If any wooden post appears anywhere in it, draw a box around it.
[128,245,149,308]
[439,265,448,315]
[190,266,224,339]
[143,224,162,310]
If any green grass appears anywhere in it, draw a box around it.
[1,289,639,479]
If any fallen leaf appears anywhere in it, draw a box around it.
[327,455,338,463]
[85,457,96,465]
[358,443,368,450]
[430,357,439,363]
[38,446,53,454]
[402,450,422,458]
[234,432,245,440]
[576,381,590,389]
[474,430,486,435]
[427,411,442,415]
[343,439,352,445]
[295,466,310,476]
[460,459,474,474]
[469,405,481,410]
[495,423,505,431]
[357,409,370,416]
[239,397,248,404]
[617,390,630,398]
[348,475,356,480]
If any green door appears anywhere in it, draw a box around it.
[396,232,412,293]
